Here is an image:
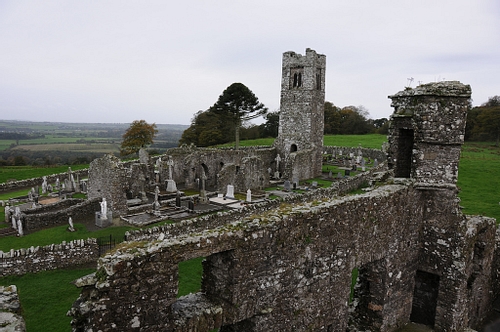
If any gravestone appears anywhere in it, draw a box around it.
[176,192,181,208]
[246,189,252,202]
[68,217,75,232]
[188,198,195,212]
[337,172,342,179]
[153,186,160,211]
[373,158,379,167]
[42,176,48,194]
[165,180,177,193]
[345,169,350,176]
[139,148,149,164]
[17,220,23,237]
[226,185,235,199]
[284,180,291,191]
[96,197,112,227]
[312,181,318,189]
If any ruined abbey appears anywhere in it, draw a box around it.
[64,49,500,331]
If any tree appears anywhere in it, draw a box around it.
[323,102,341,134]
[179,83,268,147]
[259,111,280,138]
[212,83,267,148]
[120,120,158,156]
[473,106,500,146]
[482,96,500,107]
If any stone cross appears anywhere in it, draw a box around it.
[100,198,108,220]
[154,186,160,210]
[42,176,48,194]
[167,156,174,180]
[275,154,282,171]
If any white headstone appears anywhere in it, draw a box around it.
[17,220,23,237]
[246,189,252,202]
[68,217,75,232]
[226,185,235,198]
[165,179,178,193]
[42,176,48,194]
[11,216,17,230]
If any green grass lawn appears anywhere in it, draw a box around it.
[323,134,387,149]
[0,223,134,252]
[457,142,500,222]
[0,268,95,332]
[0,165,88,183]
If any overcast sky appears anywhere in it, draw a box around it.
[1,1,499,125]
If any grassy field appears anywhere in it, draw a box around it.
[0,164,88,183]
[457,142,500,222]
[0,268,95,332]
[1,134,499,331]
[10,143,119,153]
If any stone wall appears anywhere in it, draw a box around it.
[0,239,98,277]
[22,198,100,232]
[70,183,496,331]
[0,285,26,331]
[387,81,471,186]
[0,168,88,193]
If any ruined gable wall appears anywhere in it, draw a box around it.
[88,154,128,215]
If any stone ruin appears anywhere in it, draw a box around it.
[69,50,500,331]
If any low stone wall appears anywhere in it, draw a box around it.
[0,169,88,192]
[0,239,98,277]
[22,198,101,232]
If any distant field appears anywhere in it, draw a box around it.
[10,143,119,153]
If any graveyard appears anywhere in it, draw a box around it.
[1,49,500,331]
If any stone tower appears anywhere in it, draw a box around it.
[274,48,326,180]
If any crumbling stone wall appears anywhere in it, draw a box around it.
[88,147,276,214]
[0,239,98,277]
[21,198,100,232]
[0,169,88,193]
[387,81,470,186]
[70,184,496,331]
[0,285,26,331]
[88,154,129,215]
